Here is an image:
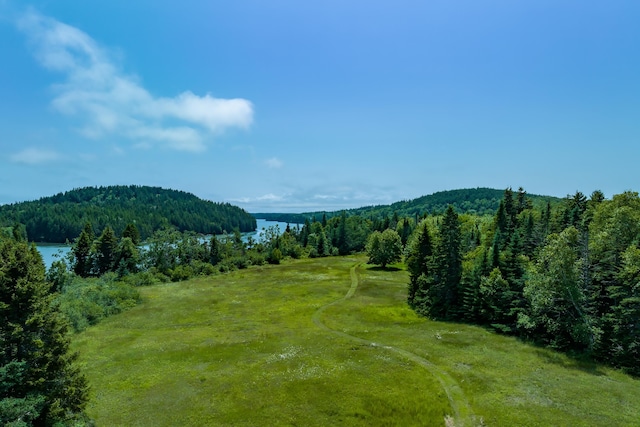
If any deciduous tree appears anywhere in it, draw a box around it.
[366,229,402,268]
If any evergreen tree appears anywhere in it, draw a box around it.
[460,247,490,322]
[116,237,140,276]
[397,218,413,247]
[122,222,141,245]
[337,211,349,255]
[432,206,463,319]
[406,220,434,307]
[516,187,532,214]
[606,245,640,375]
[503,188,517,234]
[209,236,222,266]
[96,226,118,275]
[71,222,95,277]
[11,222,27,242]
[0,236,89,425]
[479,267,512,328]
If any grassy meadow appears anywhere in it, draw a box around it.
[72,256,640,426]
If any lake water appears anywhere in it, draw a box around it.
[36,219,298,269]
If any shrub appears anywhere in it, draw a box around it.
[191,260,217,276]
[57,275,141,332]
[170,265,195,282]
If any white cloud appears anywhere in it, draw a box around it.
[257,193,285,202]
[228,193,286,205]
[265,157,284,169]
[17,9,253,152]
[228,184,398,212]
[10,147,60,165]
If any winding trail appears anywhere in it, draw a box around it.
[312,263,477,427]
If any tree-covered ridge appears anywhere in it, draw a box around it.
[0,185,256,243]
[255,187,561,223]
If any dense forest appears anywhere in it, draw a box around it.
[403,188,640,377]
[0,185,256,243]
[255,187,561,223]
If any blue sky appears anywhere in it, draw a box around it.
[1,1,639,212]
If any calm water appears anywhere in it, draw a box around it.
[36,219,298,269]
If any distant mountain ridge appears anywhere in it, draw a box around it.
[0,185,256,243]
[254,187,561,223]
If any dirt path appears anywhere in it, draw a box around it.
[312,264,477,427]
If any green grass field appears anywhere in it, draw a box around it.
[72,256,640,426]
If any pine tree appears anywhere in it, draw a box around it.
[122,223,141,245]
[72,222,95,277]
[209,236,222,266]
[116,237,140,276]
[606,245,640,375]
[96,226,118,275]
[503,187,516,234]
[460,248,490,322]
[432,206,463,319]
[406,220,433,308]
[0,236,89,425]
[337,211,348,255]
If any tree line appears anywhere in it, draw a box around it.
[403,188,640,376]
[0,185,256,243]
[255,187,560,224]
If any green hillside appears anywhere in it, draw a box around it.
[0,185,256,243]
[73,256,640,426]
[255,187,561,223]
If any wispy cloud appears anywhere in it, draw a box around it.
[229,185,396,212]
[16,9,253,152]
[10,147,61,165]
[265,157,283,169]
[230,193,285,204]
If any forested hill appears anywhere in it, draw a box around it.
[0,185,256,243]
[255,187,561,223]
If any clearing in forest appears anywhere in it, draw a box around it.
[73,256,640,426]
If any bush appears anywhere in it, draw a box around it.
[191,260,217,276]
[170,265,195,282]
[122,270,160,287]
[57,275,141,332]
[247,251,266,266]
[267,248,283,264]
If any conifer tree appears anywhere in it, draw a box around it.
[607,245,640,375]
[96,226,118,275]
[0,236,89,425]
[431,206,463,319]
[116,237,139,276]
[406,220,434,307]
[72,222,95,277]
[209,236,222,266]
[122,222,141,245]
[337,211,348,255]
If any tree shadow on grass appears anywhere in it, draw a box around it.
[368,266,403,272]
[474,323,609,377]
[532,347,606,377]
